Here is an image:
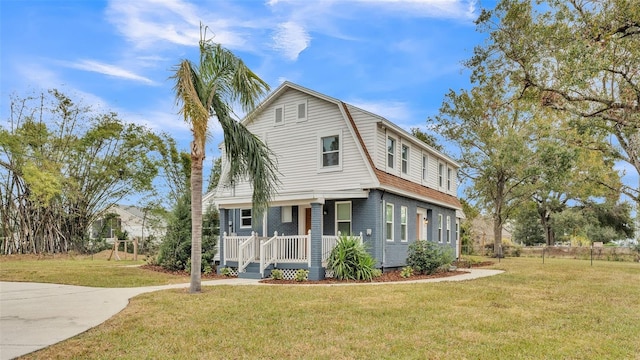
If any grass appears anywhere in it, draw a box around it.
[0,251,191,287]
[12,256,640,359]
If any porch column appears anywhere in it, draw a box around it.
[308,202,325,280]
[217,208,227,274]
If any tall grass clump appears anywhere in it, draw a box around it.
[327,236,378,281]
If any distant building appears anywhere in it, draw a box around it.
[90,204,166,244]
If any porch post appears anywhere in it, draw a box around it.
[217,208,227,274]
[308,202,325,280]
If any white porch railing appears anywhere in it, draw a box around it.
[238,232,258,273]
[223,231,363,276]
[322,232,363,263]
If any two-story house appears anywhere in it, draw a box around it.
[209,82,462,280]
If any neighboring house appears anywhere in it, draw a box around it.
[209,82,462,280]
[90,204,166,244]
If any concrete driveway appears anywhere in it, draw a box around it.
[0,269,502,359]
[0,279,258,360]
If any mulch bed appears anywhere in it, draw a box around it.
[141,261,495,284]
[140,265,226,279]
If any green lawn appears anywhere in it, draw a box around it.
[0,252,191,287]
[12,257,640,359]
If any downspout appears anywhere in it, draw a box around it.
[380,189,386,271]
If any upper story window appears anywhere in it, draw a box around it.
[422,154,428,181]
[447,167,453,191]
[401,144,409,174]
[438,162,444,188]
[319,130,342,171]
[296,100,307,122]
[240,208,252,228]
[274,105,284,126]
[387,137,396,169]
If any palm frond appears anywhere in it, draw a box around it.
[212,95,279,217]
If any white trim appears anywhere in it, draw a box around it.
[438,162,445,189]
[317,129,343,173]
[387,136,396,170]
[240,208,252,229]
[416,207,427,241]
[438,214,443,243]
[422,153,428,183]
[386,203,394,242]
[335,201,352,236]
[274,105,284,126]
[401,143,410,176]
[400,205,408,242]
[215,189,371,208]
[446,215,451,243]
[447,166,452,192]
[296,99,308,122]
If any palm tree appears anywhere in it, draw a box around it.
[172,26,277,293]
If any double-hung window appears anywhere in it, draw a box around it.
[336,202,352,235]
[422,154,428,181]
[438,214,443,243]
[386,203,394,241]
[438,163,444,188]
[240,209,252,228]
[447,167,452,191]
[401,145,409,174]
[387,137,396,169]
[400,206,408,242]
[321,135,340,167]
[446,215,451,243]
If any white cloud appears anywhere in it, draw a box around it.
[271,21,311,61]
[348,99,413,124]
[105,0,248,50]
[68,60,156,85]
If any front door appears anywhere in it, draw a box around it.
[417,208,427,240]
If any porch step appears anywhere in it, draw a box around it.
[238,271,263,279]
[238,262,264,279]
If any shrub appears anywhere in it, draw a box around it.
[327,235,378,281]
[407,240,454,275]
[270,269,284,280]
[220,267,233,277]
[294,269,309,282]
[400,266,414,278]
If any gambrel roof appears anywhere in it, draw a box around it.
[214,81,461,211]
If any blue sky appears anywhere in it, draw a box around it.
[1,0,636,209]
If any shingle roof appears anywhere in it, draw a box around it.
[342,102,462,210]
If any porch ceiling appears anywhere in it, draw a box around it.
[215,189,370,208]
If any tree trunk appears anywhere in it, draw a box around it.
[493,218,503,258]
[190,146,203,293]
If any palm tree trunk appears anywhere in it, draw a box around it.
[190,147,204,293]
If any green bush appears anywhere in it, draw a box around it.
[407,240,454,275]
[400,266,414,278]
[294,269,309,282]
[270,269,284,280]
[327,235,378,281]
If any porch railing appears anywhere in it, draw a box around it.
[322,232,363,263]
[238,232,257,273]
[223,231,363,274]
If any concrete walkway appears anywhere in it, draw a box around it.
[0,269,502,359]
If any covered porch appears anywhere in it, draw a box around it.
[216,190,371,280]
[221,231,363,279]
